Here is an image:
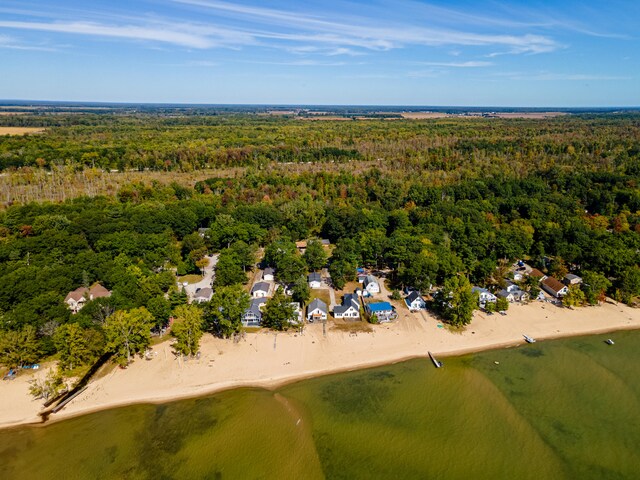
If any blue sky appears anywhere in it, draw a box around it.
[0,0,638,106]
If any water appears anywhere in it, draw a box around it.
[2,331,639,479]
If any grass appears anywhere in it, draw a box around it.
[331,321,373,333]
[308,289,332,308]
[0,127,45,136]
[177,274,203,284]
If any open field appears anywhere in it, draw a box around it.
[0,127,45,135]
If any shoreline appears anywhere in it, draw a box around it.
[1,301,639,431]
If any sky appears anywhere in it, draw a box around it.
[0,0,638,106]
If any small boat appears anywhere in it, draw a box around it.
[605,339,615,345]
[523,335,536,344]
[428,351,443,368]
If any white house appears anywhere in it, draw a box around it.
[65,283,111,313]
[405,291,426,311]
[251,281,271,298]
[564,274,583,286]
[471,287,497,307]
[307,298,328,322]
[193,287,213,303]
[363,275,380,295]
[308,272,322,289]
[262,268,275,282]
[334,293,360,319]
[541,277,569,298]
[242,298,267,326]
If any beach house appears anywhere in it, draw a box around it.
[405,291,426,311]
[193,287,213,303]
[563,274,583,286]
[334,293,360,319]
[242,298,267,326]
[65,283,111,313]
[306,298,328,322]
[366,301,397,322]
[541,277,569,298]
[471,286,497,307]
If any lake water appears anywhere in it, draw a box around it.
[2,331,639,479]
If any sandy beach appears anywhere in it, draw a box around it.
[1,300,639,430]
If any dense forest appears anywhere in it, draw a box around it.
[0,113,639,380]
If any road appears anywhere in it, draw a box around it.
[181,254,218,300]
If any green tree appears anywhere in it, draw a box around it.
[146,296,172,329]
[495,297,509,312]
[53,323,104,370]
[169,287,189,308]
[214,250,247,286]
[303,239,328,271]
[484,300,497,313]
[0,326,41,368]
[563,286,586,308]
[230,241,257,272]
[29,369,67,401]
[292,276,311,305]
[171,305,204,357]
[433,276,477,327]
[262,287,296,331]
[276,253,307,285]
[581,270,612,305]
[105,307,154,366]
[204,284,250,338]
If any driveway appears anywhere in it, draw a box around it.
[181,254,219,299]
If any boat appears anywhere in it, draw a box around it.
[605,339,615,345]
[428,351,443,368]
[523,334,536,344]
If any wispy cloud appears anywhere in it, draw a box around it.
[417,61,493,68]
[487,71,631,81]
[0,33,57,51]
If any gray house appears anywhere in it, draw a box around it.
[308,272,322,289]
[307,298,328,322]
[193,287,213,303]
[334,293,360,319]
[251,281,271,298]
[242,298,267,326]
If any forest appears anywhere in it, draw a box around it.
[0,112,639,382]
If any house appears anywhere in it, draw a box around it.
[306,298,328,322]
[193,287,213,303]
[251,282,271,298]
[334,293,360,319]
[262,267,275,282]
[65,283,111,313]
[366,301,397,322]
[541,277,569,298]
[242,298,267,326]
[296,240,307,253]
[529,269,547,280]
[363,275,380,295]
[308,272,322,289]
[290,302,303,325]
[497,289,530,303]
[197,227,211,238]
[405,291,426,311]
[564,274,583,286]
[471,287,497,307]
[320,239,331,247]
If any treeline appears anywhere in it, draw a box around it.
[0,114,638,174]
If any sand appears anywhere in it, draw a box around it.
[1,300,639,429]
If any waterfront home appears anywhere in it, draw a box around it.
[306,298,328,322]
[65,283,111,313]
[497,288,530,303]
[363,275,381,295]
[251,282,271,298]
[541,277,569,298]
[193,287,213,303]
[471,287,497,307]
[262,267,275,281]
[405,291,426,311]
[366,301,397,322]
[334,293,360,320]
[308,272,322,289]
[242,298,267,326]
[564,274,583,286]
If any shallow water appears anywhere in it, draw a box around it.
[1,331,639,479]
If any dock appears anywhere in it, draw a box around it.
[428,351,443,368]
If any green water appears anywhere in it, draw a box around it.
[2,331,640,479]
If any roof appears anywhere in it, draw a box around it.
[541,276,566,293]
[364,275,378,286]
[335,293,360,314]
[296,241,307,249]
[65,283,110,302]
[320,239,331,246]
[529,268,546,278]
[368,302,393,313]
[565,274,582,281]
[308,272,322,282]
[263,267,275,275]
[406,291,423,303]
[308,298,327,313]
[90,284,111,298]
[471,286,490,294]
[251,282,270,293]
[194,287,213,299]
